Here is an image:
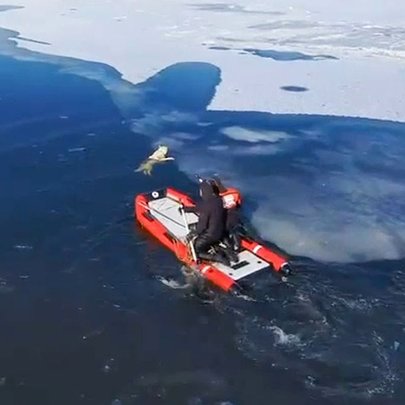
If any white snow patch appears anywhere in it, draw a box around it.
[0,0,405,121]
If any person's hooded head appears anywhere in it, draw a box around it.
[199,180,216,200]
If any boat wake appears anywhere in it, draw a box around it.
[212,260,405,400]
[156,276,190,289]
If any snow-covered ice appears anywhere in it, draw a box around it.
[0,0,405,121]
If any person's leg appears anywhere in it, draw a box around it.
[223,226,241,250]
[194,234,230,265]
[194,233,213,254]
[219,234,239,263]
[230,228,241,251]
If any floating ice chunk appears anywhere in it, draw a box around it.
[68,147,86,153]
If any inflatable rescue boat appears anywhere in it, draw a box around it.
[134,186,291,293]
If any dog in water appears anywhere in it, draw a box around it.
[135,145,175,175]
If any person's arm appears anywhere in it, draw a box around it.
[181,199,203,214]
[182,205,198,213]
[195,206,209,235]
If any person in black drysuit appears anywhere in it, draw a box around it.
[181,180,229,264]
[209,177,242,252]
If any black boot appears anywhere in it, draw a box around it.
[222,236,240,262]
[197,251,230,266]
[230,230,241,251]
[220,245,239,264]
[211,245,233,266]
[214,251,231,266]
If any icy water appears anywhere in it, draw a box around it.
[208,46,338,61]
[1,39,405,405]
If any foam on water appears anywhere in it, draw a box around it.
[156,276,190,289]
[223,264,405,399]
[270,325,301,346]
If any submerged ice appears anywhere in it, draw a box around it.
[3,24,404,263]
[124,62,405,263]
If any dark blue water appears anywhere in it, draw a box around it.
[208,45,337,61]
[242,49,338,61]
[1,35,405,405]
[280,86,308,92]
[190,3,284,15]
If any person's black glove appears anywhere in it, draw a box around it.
[186,230,197,242]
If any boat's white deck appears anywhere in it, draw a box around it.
[213,249,269,280]
[148,196,270,281]
[148,196,199,240]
